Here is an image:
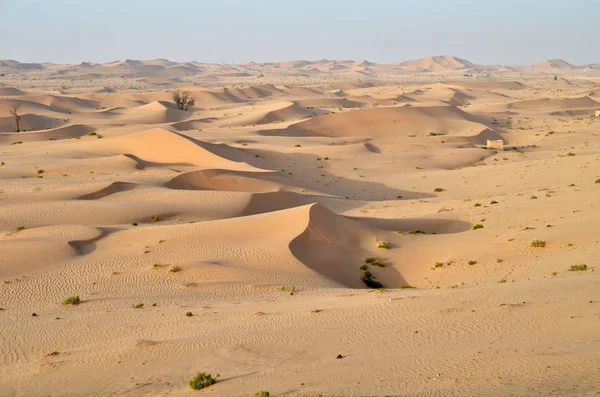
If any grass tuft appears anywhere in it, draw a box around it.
[531,240,546,248]
[170,265,181,273]
[62,296,80,305]
[570,264,587,271]
[472,224,484,230]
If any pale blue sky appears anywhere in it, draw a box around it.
[1,0,598,65]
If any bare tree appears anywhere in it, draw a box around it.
[10,104,21,132]
[171,89,195,111]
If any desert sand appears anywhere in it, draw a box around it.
[0,56,599,397]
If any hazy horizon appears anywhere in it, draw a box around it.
[1,0,599,65]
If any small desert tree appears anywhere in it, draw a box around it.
[10,103,21,132]
[171,89,195,111]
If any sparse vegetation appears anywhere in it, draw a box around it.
[595,179,600,184]
[570,264,587,271]
[62,296,80,305]
[472,224,484,230]
[490,200,498,204]
[10,103,21,132]
[364,257,375,264]
[531,240,546,248]
[468,260,477,265]
[88,131,97,136]
[377,242,390,249]
[398,284,414,289]
[186,311,193,317]
[171,89,195,111]
[11,141,23,145]
[150,215,159,222]
[255,392,270,397]
[434,187,444,192]
[361,270,383,289]
[530,195,537,199]
[36,169,44,174]
[189,372,219,390]
[16,226,25,231]
[474,203,481,207]
[131,222,138,226]
[133,303,144,309]
[170,265,181,273]
[434,262,444,268]
[359,264,368,271]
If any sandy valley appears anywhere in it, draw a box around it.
[0,56,599,396]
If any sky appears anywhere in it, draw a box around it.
[0,0,598,66]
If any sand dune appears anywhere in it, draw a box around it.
[1,60,599,397]
[264,105,487,138]
[0,87,27,96]
[99,128,260,171]
[0,113,67,133]
[165,169,286,192]
[509,96,598,111]
[398,55,481,72]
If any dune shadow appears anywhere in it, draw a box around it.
[348,216,472,234]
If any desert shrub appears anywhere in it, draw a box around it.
[189,372,219,390]
[530,195,537,199]
[170,265,181,273]
[133,303,144,309]
[150,215,159,222]
[434,262,444,268]
[255,392,270,397]
[595,179,600,184]
[472,224,484,230]
[36,169,44,174]
[361,271,383,289]
[398,284,414,289]
[407,230,425,235]
[16,226,25,231]
[88,131,97,136]
[364,257,375,264]
[372,260,385,267]
[490,200,498,204]
[377,242,390,249]
[570,264,587,271]
[359,264,368,271]
[62,296,80,305]
[468,260,477,265]
[172,90,195,111]
[474,203,481,207]
[186,312,193,317]
[531,240,546,248]
[131,222,138,226]
[434,188,444,192]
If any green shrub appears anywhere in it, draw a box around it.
[364,257,375,264]
[472,224,484,230]
[531,240,546,248]
[361,271,383,289]
[62,296,80,305]
[570,264,587,271]
[398,285,414,289]
[595,179,600,184]
[186,312,193,317]
[131,222,138,226]
[377,242,390,249]
[16,226,25,231]
[150,215,159,222]
[88,132,97,136]
[189,372,219,390]
[255,392,270,397]
[490,200,498,204]
[468,260,477,265]
[434,187,444,192]
[530,195,537,199]
[133,303,144,309]
[372,260,385,267]
[474,203,481,207]
[37,169,44,174]
[434,262,444,268]
[407,230,425,235]
[359,264,368,271]
[170,265,181,273]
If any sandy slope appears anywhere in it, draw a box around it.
[0,63,599,397]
